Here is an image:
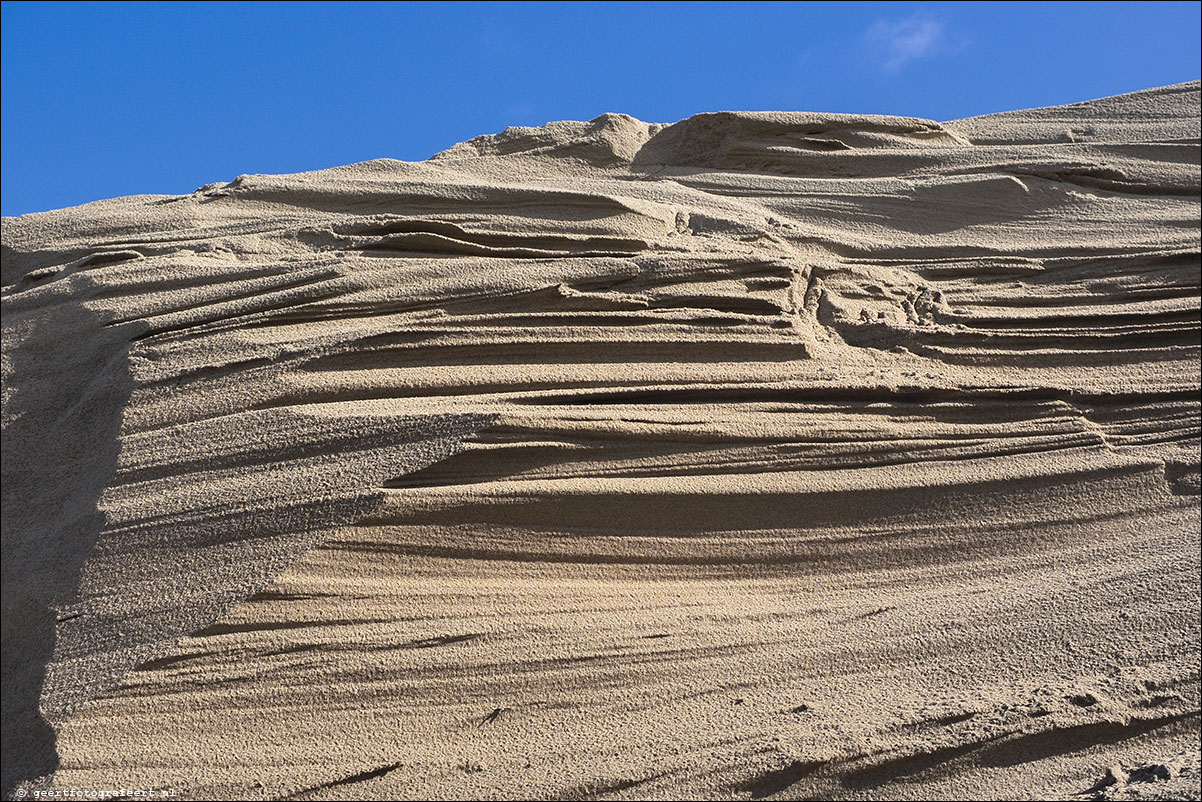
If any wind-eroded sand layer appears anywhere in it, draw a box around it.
[2,82,1200,800]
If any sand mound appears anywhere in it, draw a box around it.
[2,82,1199,801]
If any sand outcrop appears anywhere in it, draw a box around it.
[2,82,1199,800]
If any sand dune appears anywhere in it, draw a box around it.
[2,82,1199,800]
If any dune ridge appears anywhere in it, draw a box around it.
[2,82,1199,800]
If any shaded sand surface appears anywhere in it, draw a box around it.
[2,82,1199,800]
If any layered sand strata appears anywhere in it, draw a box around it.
[2,82,1199,800]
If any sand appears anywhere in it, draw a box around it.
[1,81,1199,801]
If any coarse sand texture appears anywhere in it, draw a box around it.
[2,81,1200,800]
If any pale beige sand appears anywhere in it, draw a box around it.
[2,82,1199,801]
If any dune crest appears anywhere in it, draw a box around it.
[2,82,1199,800]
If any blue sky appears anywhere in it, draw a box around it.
[2,1,1199,216]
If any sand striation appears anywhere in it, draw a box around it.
[2,82,1200,800]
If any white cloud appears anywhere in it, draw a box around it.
[866,17,946,72]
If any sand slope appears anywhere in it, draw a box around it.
[2,82,1199,800]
